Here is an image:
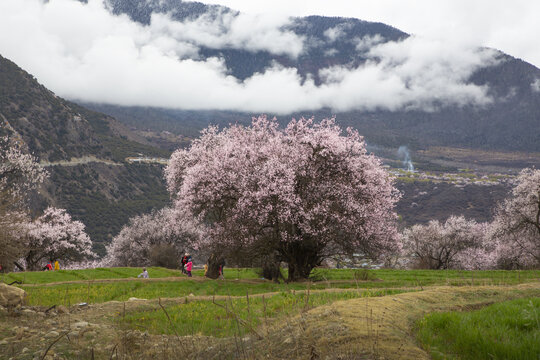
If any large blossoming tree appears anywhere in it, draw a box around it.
[490,168,540,268]
[165,116,401,281]
[1,136,94,271]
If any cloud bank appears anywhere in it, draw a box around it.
[0,0,501,114]
[202,0,540,69]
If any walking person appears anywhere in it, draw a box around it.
[186,258,193,277]
[54,260,60,270]
[218,258,226,280]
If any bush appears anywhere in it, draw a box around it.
[149,244,181,269]
[353,269,376,281]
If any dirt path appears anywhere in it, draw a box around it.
[18,276,210,287]
[17,276,380,287]
[39,155,122,167]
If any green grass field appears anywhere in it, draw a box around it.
[122,288,409,337]
[1,267,183,284]
[3,267,538,286]
[417,297,540,360]
[2,267,539,307]
[1,267,539,359]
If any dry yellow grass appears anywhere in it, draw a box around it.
[237,283,540,360]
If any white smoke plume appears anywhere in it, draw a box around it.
[397,146,414,172]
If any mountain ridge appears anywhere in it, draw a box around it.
[73,0,540,153]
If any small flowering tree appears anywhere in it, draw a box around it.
[23,207,95,271]
[402,216,492,269]
[490,168,540,268]
[165,116,401,281]
[103,207,200,267]
[0,211,28,271]
[1,136,48,269]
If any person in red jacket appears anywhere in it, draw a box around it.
[43,261,53,271]
[185,258,193,277]
[181,253,189,274]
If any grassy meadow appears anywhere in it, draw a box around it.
[2,267,539,307]
[1,267,539,359]
[417,297,540,359]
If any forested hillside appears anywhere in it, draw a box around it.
[0,54,170,255]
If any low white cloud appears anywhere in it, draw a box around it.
[531,78,540,92]
[355,34,384,52]
[0,0,500,114]
[149,9,305,57]
[317,36,500,112]
[200,0,540,69]
[323,48,338,57]
[323,23,351,42]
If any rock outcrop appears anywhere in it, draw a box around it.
[0,283,26,307]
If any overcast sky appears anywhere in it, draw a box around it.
[201,0,540,68]
[0,0,538,113]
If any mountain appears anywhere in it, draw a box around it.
[3,1,539,255]
[82,0,540,155]
[0,54,170,255]
[0,53,516,255]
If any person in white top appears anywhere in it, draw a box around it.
[137,268,149,279]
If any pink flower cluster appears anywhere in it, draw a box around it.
[489,168,540,268]
[165,116,401,265]
[0,136,47,207]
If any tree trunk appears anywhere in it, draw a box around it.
[205,253,225,279]
[281,240,322,282]
[13,261,24,271]
[260,254,284,282]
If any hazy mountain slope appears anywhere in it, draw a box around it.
[1,52,517,254]
[0,54,170,255]
[0,54,105,162]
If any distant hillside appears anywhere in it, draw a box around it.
[0,54,170,255]
[82,0,540,153]
[395,180,509,226]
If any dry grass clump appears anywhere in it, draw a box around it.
[220,283,540,360]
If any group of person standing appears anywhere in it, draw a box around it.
[43,260,60,271]
[136,253,225,280]
[181,253,193,277]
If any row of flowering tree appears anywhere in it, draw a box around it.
[104,117,539,276]
[102,207,201,268]
[401,168,540,269]
[1,136,95,271]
